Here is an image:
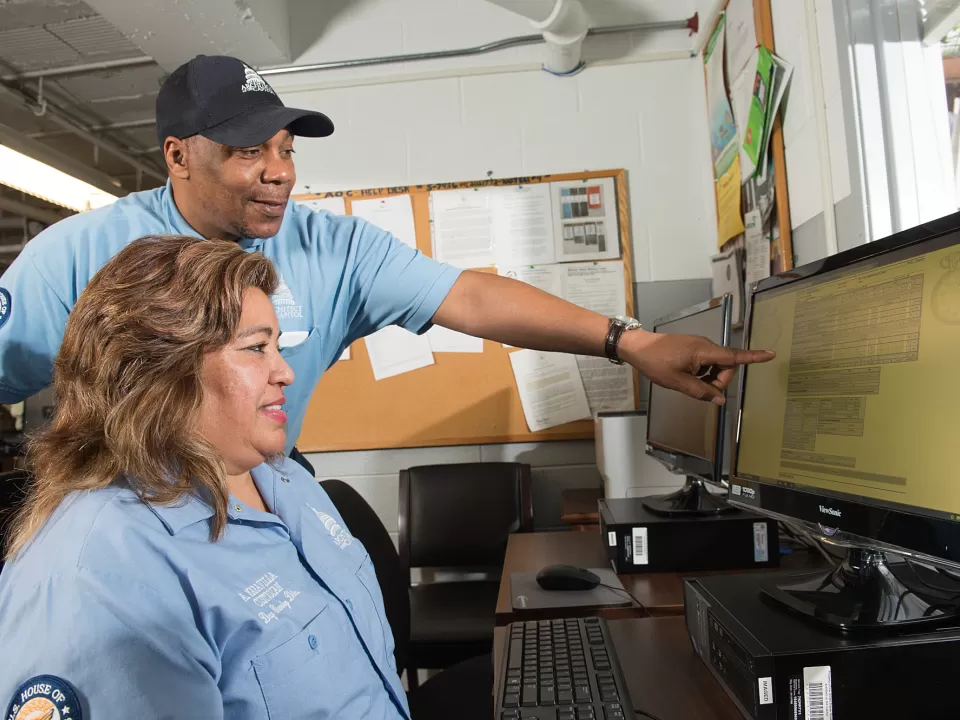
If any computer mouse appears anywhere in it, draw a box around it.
[536,564,601,591]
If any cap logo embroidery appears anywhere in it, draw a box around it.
[241,66,276,95]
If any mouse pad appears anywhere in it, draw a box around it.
[510,568,632,611]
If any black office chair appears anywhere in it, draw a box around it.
[319,479,493,720]
[0,469,31,571]
[399,462,533,684]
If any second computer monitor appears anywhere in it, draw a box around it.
[643,295,733,515]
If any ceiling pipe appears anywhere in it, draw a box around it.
[259,15,697,78]
[28,117,157,140]
[0,84,165,183]
[0,56,156,83]
[0,196,65,227]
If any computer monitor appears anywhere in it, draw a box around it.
[731,211,960,630]
[643,295,737,516]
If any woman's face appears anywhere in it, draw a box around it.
[198,287,295,475]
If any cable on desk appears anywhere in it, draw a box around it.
[635,708,666,720]
[599,583,651,618]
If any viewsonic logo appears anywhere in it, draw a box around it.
[819,505,842,518]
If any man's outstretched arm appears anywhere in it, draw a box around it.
[432,270,774,404]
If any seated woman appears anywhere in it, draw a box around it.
[0,235,408,719]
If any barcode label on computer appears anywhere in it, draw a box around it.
[631,527,648,565]
[803,666,833,720]
[608,531,616,546]
[753,522,769,563]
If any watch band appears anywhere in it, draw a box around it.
[604,319,626,365]
[605,316,641,365]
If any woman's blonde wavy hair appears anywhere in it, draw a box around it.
[4,234,278,560]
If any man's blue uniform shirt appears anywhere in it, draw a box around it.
[0,457,408,719]
[0,183,461,452]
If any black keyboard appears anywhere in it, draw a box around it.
[496,617,632,720]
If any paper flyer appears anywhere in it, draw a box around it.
[550,178,621,262]
[509,350,592,432]
[744,208,770,287]
[429,188,496,268]
[717,156,746,247]
[299,196,347,215]
[352,195,417,249]
[705,13,738,178]
[492,184,557,266]
[711,247,745,325]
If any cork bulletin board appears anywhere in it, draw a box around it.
[292,169,637,452]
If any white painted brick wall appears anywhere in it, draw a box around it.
[284,0,715,538]
[307,440,601,546]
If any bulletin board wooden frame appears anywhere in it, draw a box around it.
[292,169,637,453]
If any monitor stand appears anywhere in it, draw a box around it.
[762,547,960,630]
[641,476,739,516]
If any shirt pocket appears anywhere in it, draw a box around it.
[355,553,396,670]
[252,604,338,719]
[279,327,319,360]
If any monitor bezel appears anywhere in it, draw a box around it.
[730,210,960,568]
[645,294,732,485]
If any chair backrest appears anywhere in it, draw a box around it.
[398,462,533,577]
[319,479,409,672]
[0,469,31,570]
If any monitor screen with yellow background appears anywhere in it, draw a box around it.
[737,234,960,520]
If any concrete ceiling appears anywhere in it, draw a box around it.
[0,0,309,227]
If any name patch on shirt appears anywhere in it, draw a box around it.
[0,288,11,330]
[6,675,82,720]
[238,572,302,625]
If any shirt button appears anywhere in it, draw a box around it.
[281,476,290,483]
[308,634,318,650]
[233,504,242,512]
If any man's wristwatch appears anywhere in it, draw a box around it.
[604,315,642,365]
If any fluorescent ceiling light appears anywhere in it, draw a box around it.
[0,144,118,213]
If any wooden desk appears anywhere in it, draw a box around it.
[559,487,602,528]
[493,617,741,720]
[497,528,827,625]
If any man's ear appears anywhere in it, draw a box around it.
[164,137,190,180]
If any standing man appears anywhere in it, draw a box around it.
[0,56,771,472]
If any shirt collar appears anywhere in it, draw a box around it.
[145,462,285,536]
[160,178,290,251]
[146,490,217,536]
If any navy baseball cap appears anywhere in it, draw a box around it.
[156,55,334,147]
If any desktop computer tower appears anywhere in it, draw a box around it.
[598,498,779,574]
[684,572,960,719]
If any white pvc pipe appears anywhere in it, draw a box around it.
[484,0,561,25]
[487,0,588,75]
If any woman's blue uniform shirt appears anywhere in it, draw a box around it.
[0,456,408,719]
[0,182,462,452]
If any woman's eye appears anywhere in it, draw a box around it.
[248,343,266,353]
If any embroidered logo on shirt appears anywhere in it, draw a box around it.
[6,675,82,720]
[308,505,353,549]
[241,66,276,95]
[238,572,302,625]
[271,274,303,320]
[0,288,11,330]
